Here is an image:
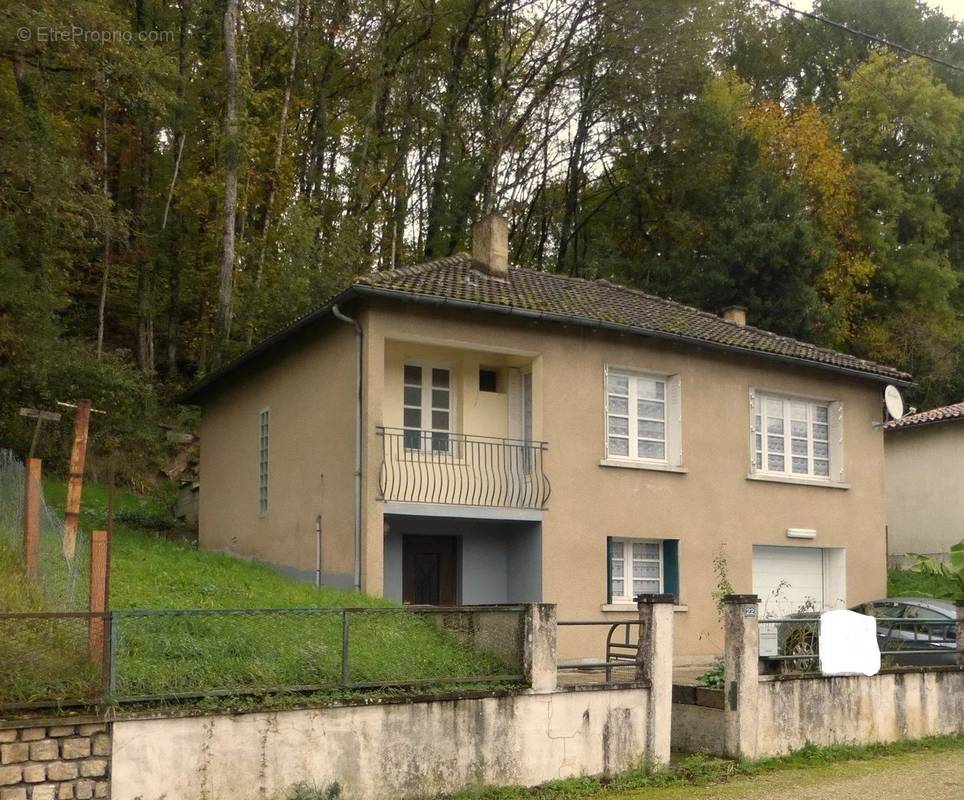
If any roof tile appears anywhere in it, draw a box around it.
[883,401,964,431]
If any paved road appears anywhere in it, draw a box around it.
[604,750,964,800]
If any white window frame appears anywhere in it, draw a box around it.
[258,408,269,514]
[603,365,683,469]
[609,538,664,603]
[749,389,845,486]
[403,361,455,452]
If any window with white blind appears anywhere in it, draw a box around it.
[605,368,682,467]
[608,539,663,602]
[403,363,453,451]
[752,393,836,480]
[258,408,269,513]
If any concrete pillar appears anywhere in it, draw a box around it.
[723,594,760,760]
[636,593,675,768]
[523,603,557,693]
[956,600,964,669]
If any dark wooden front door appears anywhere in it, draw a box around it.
[402,535,457,605]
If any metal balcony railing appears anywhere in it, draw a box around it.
[377,427,550,509]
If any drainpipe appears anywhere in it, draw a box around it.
[332,304,363,592]
[315,514,322,588]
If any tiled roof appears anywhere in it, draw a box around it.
[883,401,964,431]
[354,254,910,382]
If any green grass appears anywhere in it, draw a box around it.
[441,736,964,799]
[887,567,947,598]
[1,478,520,708]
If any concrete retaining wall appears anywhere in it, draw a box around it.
[755,668,964,756]
[111,686,653,800]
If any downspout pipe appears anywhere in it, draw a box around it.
[332,304,363,592]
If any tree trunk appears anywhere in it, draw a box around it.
[217,0,240,358]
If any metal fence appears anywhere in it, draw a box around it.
[760,615,961,674]
[556,620,645,685]
[0,605,527,710]
[377,427,551,509]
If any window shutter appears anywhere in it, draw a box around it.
[662,540,679,602]
[668,374,683,467]
[606,536,613,604]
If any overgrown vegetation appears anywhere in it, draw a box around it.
[888,567,953,599]
[442,736,964,799]
[908,541,964,600]
[0,479,519,708]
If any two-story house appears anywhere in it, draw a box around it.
[182,214,911,661]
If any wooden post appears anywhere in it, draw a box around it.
[89,529,109,660]
[22,458,41,577]
[64,399,92,560]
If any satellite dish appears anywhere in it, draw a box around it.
[884,385,905,420]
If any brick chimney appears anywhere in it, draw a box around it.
[472,213,509,278]
[722,306,747,326]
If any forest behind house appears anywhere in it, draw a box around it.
[2,0,963,481]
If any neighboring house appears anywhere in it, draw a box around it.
[182,214,910,661]
[885,401,964,567]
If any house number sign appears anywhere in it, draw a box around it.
[743,606,757,618]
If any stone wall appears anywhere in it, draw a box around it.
[0,720,110,800]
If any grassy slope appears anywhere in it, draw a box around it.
[1,480,515,705]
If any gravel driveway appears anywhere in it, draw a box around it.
[603,749,964,800]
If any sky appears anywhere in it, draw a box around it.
[787,0,964,21]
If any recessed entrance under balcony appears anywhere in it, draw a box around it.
[383,512,542,605]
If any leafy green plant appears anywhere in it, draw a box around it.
[697,657,724,689]
[710,544,734,620]
[910,541,964,600]
[286,782,341,800]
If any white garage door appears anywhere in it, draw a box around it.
[752,545,826,619]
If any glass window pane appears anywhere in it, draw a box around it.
[404,364,422,385]
[792,457,808,474]
[611,541,624,559]
[432,368,449,388]
[404,386,420,406]
[608,417,629,436]
[638,440,665,460]
[432,410,449,431]
[612,561,624,578]
[431,432,450,451]
[814,405,829,423]
[608,437,629,456]
[637,378,664,400]
[608,373,629,395]
[767,454,785,471]
[637,399,664,419]
[633,579,660,595]
[790,401,807,420]
[431,389,449,409]
[403,408,421,428]
[767,435,784,453]
[812,423,829,441]
[767,417,784,434]
[633,562,660,578]
[755,434,762,451]
[791,438,808,456]
[790,420,807,437]
[633,542,660,559]
[813,441,829,458]
[754,414,762,431]
[767,398,784,417]
[608,396,629,415]
[755,452,763,469]
[403,430,421,449]
[611,579,624,597]
[814,459,830,477]
[637,420,665,440]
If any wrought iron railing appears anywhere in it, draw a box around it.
[377,427,550,509]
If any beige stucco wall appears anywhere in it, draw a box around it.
[362,301,889,659]
[197,324,357,583]
[111,687,653,800]
[886,423,964,559]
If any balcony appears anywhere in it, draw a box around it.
[377,427,551,510]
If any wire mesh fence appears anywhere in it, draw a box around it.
[0,605,527,709]
[0,451,90,612]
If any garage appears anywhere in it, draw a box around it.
[752,544,846,618]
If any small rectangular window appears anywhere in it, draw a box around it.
[258,409,269,513]
[608,538,663,603]
[753,393,832,479]
[479,368,499,393]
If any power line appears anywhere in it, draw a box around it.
[763,0,964,73]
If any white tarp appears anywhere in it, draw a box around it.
[818,609,880,676]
